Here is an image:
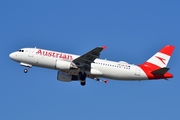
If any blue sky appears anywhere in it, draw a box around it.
[1,0,180,120]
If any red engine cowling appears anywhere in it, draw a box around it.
[57,71,78,82]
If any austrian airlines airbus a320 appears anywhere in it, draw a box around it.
[9,45,174,86]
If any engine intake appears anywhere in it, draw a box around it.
[57,71,78,82]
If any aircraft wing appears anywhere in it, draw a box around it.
[73,46,106,69]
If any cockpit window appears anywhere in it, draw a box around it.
[18,49,24,52]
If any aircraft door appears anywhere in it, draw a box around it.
[28,48,35,57]
[135,66,140,76]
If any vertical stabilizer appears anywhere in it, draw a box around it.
[139,45,175,79]
[146,45,175,68]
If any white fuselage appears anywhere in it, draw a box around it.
[9,48,148,81]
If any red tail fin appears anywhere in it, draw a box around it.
[139,45,174,79]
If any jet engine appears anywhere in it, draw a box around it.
[57,71,78,82]
[55,60,77,70]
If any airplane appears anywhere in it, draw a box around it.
[9,45,175,86]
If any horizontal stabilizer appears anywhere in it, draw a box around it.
[151,67,170,75]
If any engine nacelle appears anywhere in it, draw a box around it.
[57,71,78,82]
[55,60,77,70]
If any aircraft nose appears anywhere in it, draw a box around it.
[9,52,15,59]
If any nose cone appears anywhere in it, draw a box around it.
[9,52,15,60]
